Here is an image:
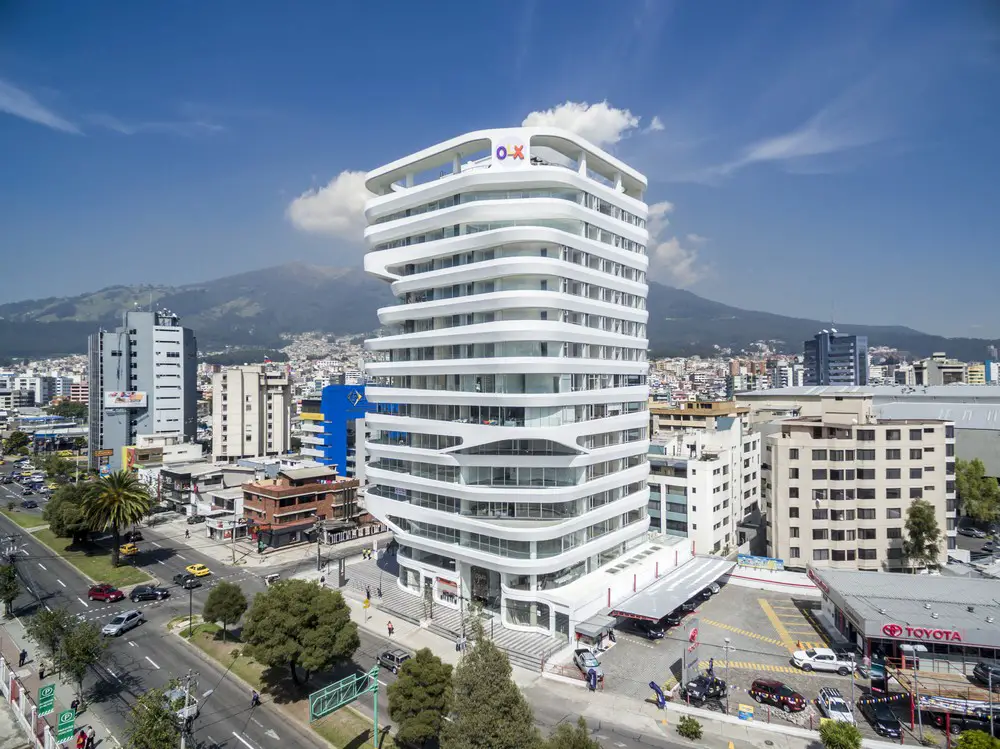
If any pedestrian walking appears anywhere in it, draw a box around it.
[365,585,371,600]
[387,620,394,637]
[70,699,80,713]
[250,689,260,708]
[708,657,714,678]
[38,662,45,680]
[85,727,95,749]
[376,586,382,599]
[75,729,86,749]
[18,649,27,667]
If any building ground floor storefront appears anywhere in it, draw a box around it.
[807,565,1000,719]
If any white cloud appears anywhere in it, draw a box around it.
[647,200,674,236]
[286,170,374,239]
[646,201,709,287]
[651,236,708,287]
[522,100,641,147]
[0,78,79,134]
[87,113,223,137]
[645,115,665,133]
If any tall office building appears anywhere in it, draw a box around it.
[363,127,651,636]
[803,330,869,386]
[88,311,197,472]
[211,365,292,462]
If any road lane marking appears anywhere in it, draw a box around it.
[57,579,66,587]
[176,554,187,561]
[701,618,785,647]
[757,598,797,654]
[157,560,166,565]
[232,733,255,749]
[152,542,163,548]
[145,657,160,669]
[251,718,263,727]
[37,563,46,571]
[129,641,136,647]
[20,549,28,555]
[78,598,90,608]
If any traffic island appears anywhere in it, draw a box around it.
[31,528,152,587]
[168,619,392,748]
[0,508,49,529]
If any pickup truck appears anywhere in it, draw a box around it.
[791,647,855,675]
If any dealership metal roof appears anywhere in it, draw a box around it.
[609,556,735,622]
[874,402,1000,431]
[741,385,1000,404]
[809,567,1000,638]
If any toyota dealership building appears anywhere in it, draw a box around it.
[807,567,1000,664]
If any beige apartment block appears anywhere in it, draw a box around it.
[650,399,750,435]
[212,365,292,462]
[765,394,955,572]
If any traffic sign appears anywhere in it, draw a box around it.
[56,709,75,743]
[38,683,55,716]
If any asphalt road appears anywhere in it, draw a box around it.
[0,466,328,749]
[0,461,690,749]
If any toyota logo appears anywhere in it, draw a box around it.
[882,623,904,638]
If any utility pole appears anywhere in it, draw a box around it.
[180,669,194,749]
[313,518,324,572]
[723,638,732,715]
[989,669,994,738]
[914,660,924,741]
[231,519,237,565]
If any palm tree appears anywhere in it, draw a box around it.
[84,470,152,567]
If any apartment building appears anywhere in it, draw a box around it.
[765,394,955,572]
[211,365,292,462]
[87,310,198,471]
[649,400,749,435]
[647,416,761,555]
[804,331,869,386]
[913,353,966,386]
[69,382,89,404]
[242,466,360,549]
[298,384,370,477]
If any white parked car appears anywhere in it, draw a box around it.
[792,647,855,675]
[817,687,855,724]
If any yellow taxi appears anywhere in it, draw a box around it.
[57,450,73,458]
[185,563,211,577]
[119,543,138,557]
[46,482,59,490]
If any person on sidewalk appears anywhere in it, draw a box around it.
[365,585,371,600]
[18,649,27,667]
[70,699,80,713]
[387,620,394,637]
[75,729,86,749]
[85,727,95,749]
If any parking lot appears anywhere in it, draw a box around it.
[597,583,939,741]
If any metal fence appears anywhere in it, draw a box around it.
[0,653,52,749]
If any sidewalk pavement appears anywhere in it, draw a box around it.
[145,512,392,570]
[0,617,119,748]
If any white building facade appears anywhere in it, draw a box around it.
[363,127,651,637]
[211,365,291,462]
[647,418,761,555]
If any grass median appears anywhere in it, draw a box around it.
[0,507,50,529]
[183,622,394,749]
[32,528,151,587]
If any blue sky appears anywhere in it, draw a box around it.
[1,1,998,338]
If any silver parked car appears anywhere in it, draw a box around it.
[102,609,144,637]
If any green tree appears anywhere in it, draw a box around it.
[0,565,18,619]
[44,484,92,542]
[41,454,75,482]
[203,581,248,642]
[904,498,942,570]
[955,730,1000,749]
[387,648,453,747]
[26,607,76,658]
[543,717,602,749]
[2,431,30,454]
[819,720,863,749]
[47,402,88,420]
[956,458,1000,524]
[441,620,540,749]
[124,684,182,749]
[83,470,152,567]
[55,620,105,701]
[73,436,88,455]
[243,579,359,685]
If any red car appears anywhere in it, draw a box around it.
[749,679,807,713]
[87,584,125,602]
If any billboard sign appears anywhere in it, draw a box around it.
[737,554,784,571]
[105,391,147,408]
[492,133,530,169]
[92,449,114,458]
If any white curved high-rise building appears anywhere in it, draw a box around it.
[363,128,650,637]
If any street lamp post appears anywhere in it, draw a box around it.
[989,669,994,738]
[188,585,194,638]
[724,637,732,716]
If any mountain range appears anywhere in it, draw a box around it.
[0,262,995,362]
